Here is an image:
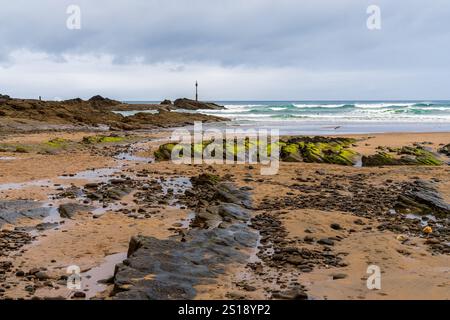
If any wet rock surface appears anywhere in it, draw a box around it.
[0,201,51,227]
[111,176,258,300]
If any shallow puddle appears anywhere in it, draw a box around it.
[81,252,127,299]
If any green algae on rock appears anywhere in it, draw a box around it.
[154,136,360,166]
[82,135,125,144]
[362,145,443,166]
[45,138,70,148]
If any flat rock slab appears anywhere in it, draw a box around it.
[0,200,51,227]
[112,224,258,300]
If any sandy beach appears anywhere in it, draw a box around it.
[1,121,449,300]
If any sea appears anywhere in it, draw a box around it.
[125,101,450,135]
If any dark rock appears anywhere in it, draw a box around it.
[272,289,308,300]
[317,238,335,246]
[58,203,93,219]
[332,273,348,280]
[173,98,224,110]
[72,291,86,298]
[35,271,50,280]
[330,223,342,230]
[160,99,172,105]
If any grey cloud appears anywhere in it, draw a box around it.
[0,0,449,70]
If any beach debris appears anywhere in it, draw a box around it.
[422,226,433,234]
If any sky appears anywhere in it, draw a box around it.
[0,0,449,101]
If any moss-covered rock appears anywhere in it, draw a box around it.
[82,135,125,144]
[281,143,303,162]
[45,138,70,148]
[154,136,360,166]
[284,137,358,165]
[363,145,443,166]
[154,143,180,160]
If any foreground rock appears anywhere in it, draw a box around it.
[111,177,259,300]
[395,180,450,217]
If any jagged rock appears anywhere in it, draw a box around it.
[394,180,450,217]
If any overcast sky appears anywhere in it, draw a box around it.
[0,0,449,101]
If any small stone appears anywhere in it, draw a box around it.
[35,271,50,280]
[330,223,342,230]
[15,270,25,277]
[332,273,348,280]
[72,291,86,299]
[317,238,334,246]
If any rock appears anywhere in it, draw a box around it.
[272,289,308,300]
[332,273,348,280]
[0,200,52,227]
[286,256,304,265]
[317,238,334,246]
[242,284,257,292]
[24,285,35,293]
[58,203,93,219]
[438,143,450,156]
[28,268,40,275]
[84,183,99,189]
[15,270,25,277]
[160,99,172,105]
[72,291,86,298]
[173,98,224,110]
[363,146,442,166]
[330,223,342,230]
[34,271,50,280]
[394,180,450,217]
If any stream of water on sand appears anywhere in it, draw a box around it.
[0,142,202,299]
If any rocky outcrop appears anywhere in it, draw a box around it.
[155,136,359,166]
[160,99,172,105]
[0,96,224,133]
[88,95,121,108]
[173,98,224,110]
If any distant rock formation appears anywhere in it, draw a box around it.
[173,98,224,110]
[160,99,172,105]
[88,95,121,107]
